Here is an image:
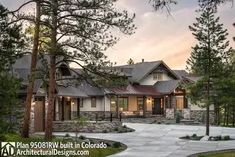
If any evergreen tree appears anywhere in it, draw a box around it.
[187,5,232,135]
[37,0,136,140]
[0,4,25,133]
[127,58,135,65]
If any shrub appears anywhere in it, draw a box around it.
[123,125,127,128]
[223,135,230,140]
[192,134,197,138]
[102,130,108,133]
[79,135,86,140]
[112,142,121,148]
[65,133,70,137]
[175,111,181,123]
[114,127,119,131]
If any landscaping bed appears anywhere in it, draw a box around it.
[53,121,135,133]
[180,134,233,141]
[0,133,126,157]
[188,149,235,157]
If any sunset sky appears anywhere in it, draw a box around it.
[1,0,235,69]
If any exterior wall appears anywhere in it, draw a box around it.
[80,96,110,112]
[140,73,173,85]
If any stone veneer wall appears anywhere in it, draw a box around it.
[190,110,215,124]
[53,121,122,133]
[165,108,174,119]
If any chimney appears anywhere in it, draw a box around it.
[142,59,144,63]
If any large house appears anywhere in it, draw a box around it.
[13,55,212,132]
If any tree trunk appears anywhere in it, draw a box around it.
[21,0,41,138]
[206,79,210,136]
[45,0,57,140]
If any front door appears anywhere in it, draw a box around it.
[153,98,162,115]
[34,100,45,132]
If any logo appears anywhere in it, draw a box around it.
[0,142,16,156]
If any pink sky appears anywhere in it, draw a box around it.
[1,0,235,70]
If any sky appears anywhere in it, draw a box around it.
[1,0,235,69]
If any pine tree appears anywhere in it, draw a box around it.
[0,4,25,133]
[38,0,136,140]
[187,5,232,135]
[127,58,134,65]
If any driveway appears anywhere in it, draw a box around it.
[53,123,235,157]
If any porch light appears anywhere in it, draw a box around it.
[120,107,123,111]
[67,97,70,100]
[111,101,116,104]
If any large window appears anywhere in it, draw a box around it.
[91,97,96,108]
[153,72,163,81]
[137,97,144,111]
[118,97,128,111]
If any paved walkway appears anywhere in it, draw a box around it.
[52,123,235,157]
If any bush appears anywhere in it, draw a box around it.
[123,125,127,128]
[65,133,70,137]
[114,127,119,131]
[112,142,121,148]
[175,111,181,123]
[102,130,108,133]
[192,134,197,138]
[223,135,230,140]
[79,135,86,140]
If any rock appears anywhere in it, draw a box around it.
[200,136,209,141]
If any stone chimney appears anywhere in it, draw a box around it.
[142,59,144,63]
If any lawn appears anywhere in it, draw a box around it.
[199,151,235,157]
[0,133,125,157]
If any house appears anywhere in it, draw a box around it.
[13,55,213,132]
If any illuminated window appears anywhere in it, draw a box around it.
[118,97,128,111]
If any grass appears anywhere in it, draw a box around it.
[0,133,125,157]
[199,151,235,157]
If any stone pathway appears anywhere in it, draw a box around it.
[51,123,235,157]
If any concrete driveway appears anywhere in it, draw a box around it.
[53,123,235,157]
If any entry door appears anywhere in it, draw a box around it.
[64,100,71,120]
[153,98,162,115]
[34,101,45,132]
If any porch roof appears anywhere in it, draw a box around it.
[57,85,88,98]
[108,85,161,96]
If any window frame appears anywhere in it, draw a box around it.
[153,72,163,80]
[118,97,128,111]
[137,97,144,111]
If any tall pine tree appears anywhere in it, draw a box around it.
[187,4,232,135]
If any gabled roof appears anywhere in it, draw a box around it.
[116,61,180,83]
[154,80,181,94]
[173,70,189,79]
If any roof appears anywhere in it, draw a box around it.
[108,84,160,96]
[57,85,88,97]
[154,80,181,94]
[76,82,104,96]
[173,70,189,79]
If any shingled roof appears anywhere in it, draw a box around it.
[154,80,181,94]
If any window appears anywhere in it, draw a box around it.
[118,97,128,111]
[153,72,163,80]
[110,96,117,111]
[137,97,144,111]
[80,98,83,108]
[91,97,96,108]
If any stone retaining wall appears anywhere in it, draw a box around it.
[53,121,122,133]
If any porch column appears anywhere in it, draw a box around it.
[77,98,80,118]
[143,96,146,118]
[116,95,119,118]
[61,97,64,121]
